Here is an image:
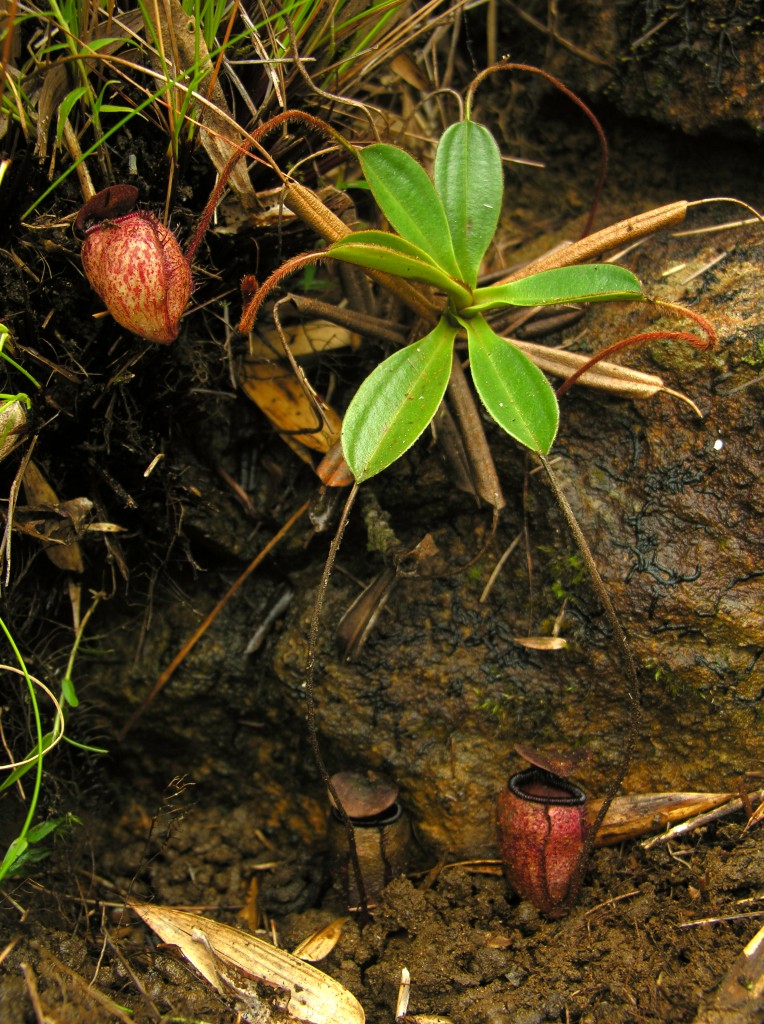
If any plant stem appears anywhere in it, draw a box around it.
[304,482,370,915]
[0,617,44,882]
[538,454,642,910]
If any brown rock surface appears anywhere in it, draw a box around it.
[501,0,764,136]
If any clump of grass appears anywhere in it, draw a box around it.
[0,596,106,882]
[3,0,452,219]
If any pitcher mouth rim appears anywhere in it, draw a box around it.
[508,767,586,807]
[331,800,403,827]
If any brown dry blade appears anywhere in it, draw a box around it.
[287,295,408,347]
[337,535,439,660]
[432,402,481,501]
[692,922,764,1024]
[132,904,365,1024]
[239,358,342,458]
[292,918,349,963]
[38,12,141,168]
[744,799,764,834]
[511,338,703,414]
[497,202,689,284]
[514,636,568,651]
[587,791,736,847]
[33,63,68,159]
[21,459,84,573]
[336,566,398,662]
[147,0,256,207]
[446,358,505,512]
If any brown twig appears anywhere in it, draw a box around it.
[642,790,764,850]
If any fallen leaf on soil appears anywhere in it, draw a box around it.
[250,321,360,361]
[239,357,342,462]
[292,917,348,962]
[132,903,365,1024]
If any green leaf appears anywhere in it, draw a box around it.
[330,229,449,270]
[328,234,471,305]
[342,317,456,482]
[434,120,503,288]
[61,673,78,707]
[0,837,28,878]
[26,818,64,844]
[464,315,559,454]
[359,144,462,279]
[466,264,645,312]
[55,86,89,145]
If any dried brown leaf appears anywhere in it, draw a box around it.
[239,359,342,457]
[33,63,69,159]
[21,460,84,573]
[511,339,702,414]
[132,903,365,1024]
[250,321,359,361]
[498,202,689,282]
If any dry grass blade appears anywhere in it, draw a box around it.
[286,296,408,346]
[743,799,764,834]
[132,903,365,1024]
[498,202,689,283]
[146,0,256,205]
[514,636,568,650]
[511,338,703,415]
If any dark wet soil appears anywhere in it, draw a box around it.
[2,800,762,1023]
